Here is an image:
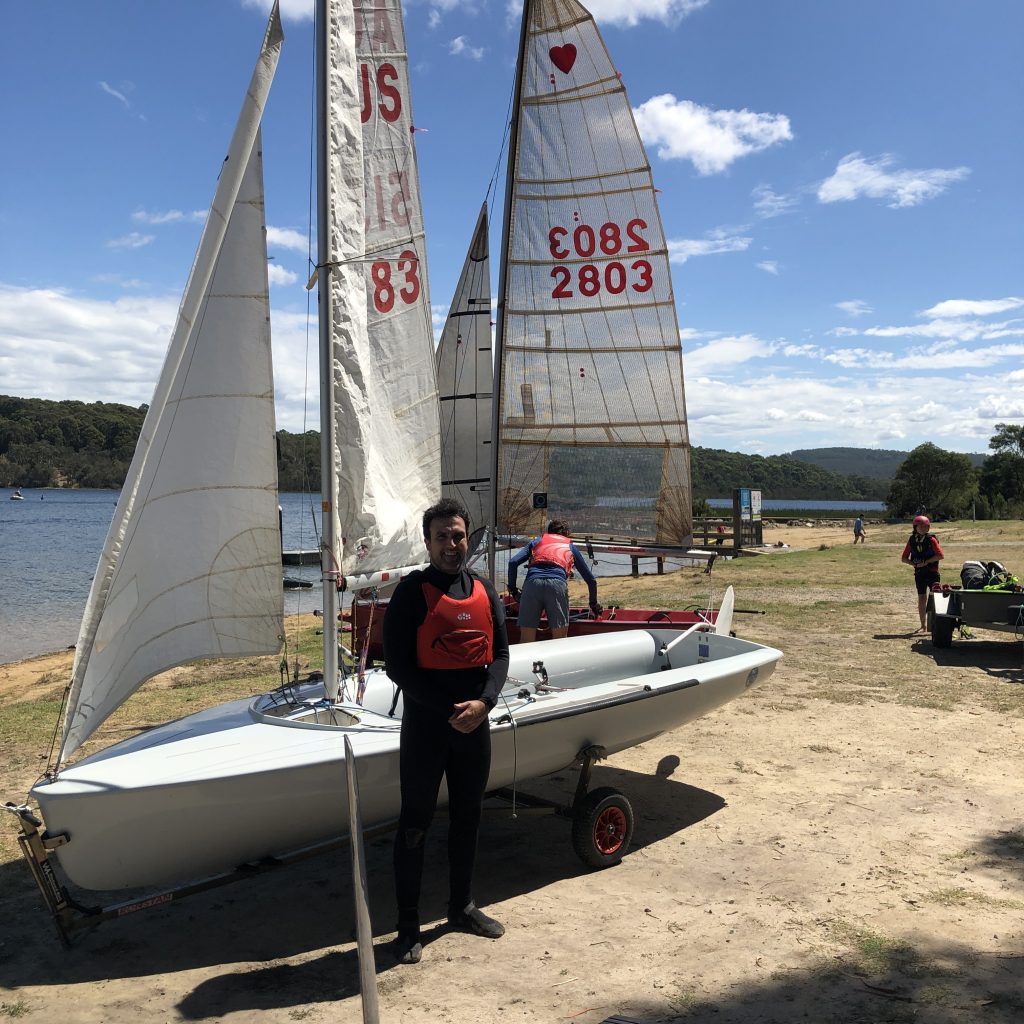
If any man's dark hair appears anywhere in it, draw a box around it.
[423,498,471,539]
[547,519,569,535]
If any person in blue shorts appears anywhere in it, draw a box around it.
[507,519,601,643]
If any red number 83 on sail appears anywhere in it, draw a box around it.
[548,218,653,299]
[370,250,421,313]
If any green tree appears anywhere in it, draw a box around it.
[978,423,1024,514]
[886,443,978,519]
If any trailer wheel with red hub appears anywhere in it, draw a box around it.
[571,786,634,869]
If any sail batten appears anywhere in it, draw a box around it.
[494,0,692,547]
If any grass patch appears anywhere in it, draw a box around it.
[807,743,838,753]
[0,1000,30,1019]
[830,920,940,979]
[923,887,1024,910]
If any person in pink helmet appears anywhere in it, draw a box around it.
[900,514,944,633]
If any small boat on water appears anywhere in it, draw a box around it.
[10,488,24,500]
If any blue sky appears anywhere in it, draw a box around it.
[1,0,1021,456]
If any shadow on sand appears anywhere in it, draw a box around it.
[0,761,725,1005]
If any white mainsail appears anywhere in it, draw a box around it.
[59,9,285,759]
[437,204,492,534]
[332,0,439,579]
[493,0,692,546]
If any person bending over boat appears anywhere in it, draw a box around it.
[901,514,944,633]
[507,519,601,642]
[383,498,510,965]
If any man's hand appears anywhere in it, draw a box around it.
[508,584,520,602]
[449,699,488,733]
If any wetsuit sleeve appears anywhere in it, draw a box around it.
[570,543,598,605]
[507,540,534,591]
[382,577,452,715]
[930,537,944,560]
[900,540,912,561]
[481,579,510,710]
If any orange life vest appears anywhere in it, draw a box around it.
[416,579,494,670]
[528,533,574,574]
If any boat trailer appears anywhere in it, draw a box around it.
[5,745,631,945]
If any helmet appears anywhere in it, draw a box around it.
[913,514,930,527]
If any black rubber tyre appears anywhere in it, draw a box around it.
[571,787,634,869]
[931,615,956,649]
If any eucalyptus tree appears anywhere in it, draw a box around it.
[886,443,977,519]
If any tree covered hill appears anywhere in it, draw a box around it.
[2,394,890,500]
[0,395,317,492]
[788,446,984,479]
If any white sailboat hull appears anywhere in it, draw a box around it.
[31,628,779,891]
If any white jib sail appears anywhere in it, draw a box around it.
[59,10,285,760]
[332,1,440,578]
[437,203,492,534]
[495,0,692,546]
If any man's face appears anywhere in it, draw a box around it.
[424,515,468,574]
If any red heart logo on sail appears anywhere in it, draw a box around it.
[549,44,577,75]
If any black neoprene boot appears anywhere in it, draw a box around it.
[447,901,505,938]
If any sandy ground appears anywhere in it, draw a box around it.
[2,526,1022,1023]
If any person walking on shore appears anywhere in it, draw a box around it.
[383,498,510,964]
[900,514,944,633]
[853,515,866,544]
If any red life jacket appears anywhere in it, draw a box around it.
[416,579,494,669]
[528,533,574,574]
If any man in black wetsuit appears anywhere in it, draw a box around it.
[383,497,510,965]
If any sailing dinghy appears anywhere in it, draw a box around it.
[8,1,780,927]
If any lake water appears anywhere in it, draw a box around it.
[0,489,327,665]
[0,487,871,664]
[707,498,885,512]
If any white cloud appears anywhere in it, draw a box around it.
[835,300,873,317]
[99,81,131,110]
[634,96,792,175]
[667,231,751,263]
[817,152,970,208]
[449,36,485,60]
[267,264,299,287]
[107,232,155,250]
[266,226,309,252]
[504,0,707,27]
[132,209,205,225]
[241,0,314,22]
[920,296,1024,319]
[756,261,779,275]
[683,334,779,375]
[584,0,708,27]
[751,184,799,218]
